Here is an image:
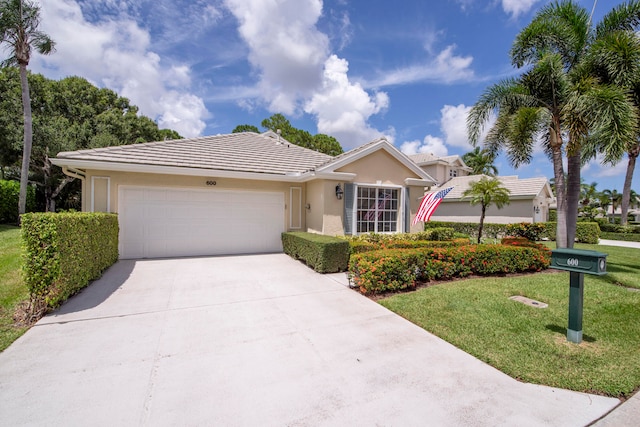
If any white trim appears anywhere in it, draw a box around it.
[90,176,110,212]
[289,187,302,229]
[352,183,405,235]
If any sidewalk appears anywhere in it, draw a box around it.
[598,239,640,249]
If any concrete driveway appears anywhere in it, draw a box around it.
[0,254,618,426]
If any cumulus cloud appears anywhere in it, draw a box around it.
[400,136,448,157]
[31,0,208,137]
[225,0,390,148]
[440,104,473,149]
[366,45,474,87]
[501,0,541,19]
[305,55,390,148]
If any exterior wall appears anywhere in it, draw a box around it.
[305,179,324,234]
[82,169,306,232]
[408,185,427,232]
[321,180,345,236]
[433,199,534,222]
[336,150,422,182]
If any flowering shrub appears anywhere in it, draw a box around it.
[349,244,551,294]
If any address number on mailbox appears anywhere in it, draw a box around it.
[566,258,579,267]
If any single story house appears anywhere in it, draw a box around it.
[429,174,554,224]
[409,152,472,184]
[51,131,436,259]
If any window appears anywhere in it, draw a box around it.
[356,187,399,233]
[449,169,458,178]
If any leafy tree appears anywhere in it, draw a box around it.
[232,124,260,133]
[462,147,498,175]
[259,113,343,155]
[0,0,55,218]
[468,0,639,248]
[462,176,511,244]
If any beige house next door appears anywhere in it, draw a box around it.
[118,186,284,259]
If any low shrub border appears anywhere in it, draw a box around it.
[349,238,470,254]
[282,232,349,273]
[21,212,119,312]
[600,232,640,242]
[0,180,36,224]
[349,244,551,295]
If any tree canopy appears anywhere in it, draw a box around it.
[462,177,511,244]
[235,113,343,156]
[0,68,181,212]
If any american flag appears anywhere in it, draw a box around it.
[412,187,453,225]
[365,191,392,221]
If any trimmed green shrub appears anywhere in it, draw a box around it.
[505,222,546,241]
[349,238,470,254]
[282,232,349,273]
[349,244,551,294]
[600,232,640,242]
[539,222,600,244]
[424,221,510,239]
[0,180,36,224]
[22,212,119,310]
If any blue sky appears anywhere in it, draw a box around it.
[27,0,637,193]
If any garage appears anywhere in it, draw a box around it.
[118,186,285,259]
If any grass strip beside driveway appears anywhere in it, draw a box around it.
[380,254,640,398]
[0,225,28,351]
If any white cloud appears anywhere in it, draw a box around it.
[440,104,473,149]
[305,55,390,148]
[224,0,329,115]
[31,0,208,137]
[366,45,474,87]
[225,0,390,149]
[501,0,541,19]
[400,136,448,157]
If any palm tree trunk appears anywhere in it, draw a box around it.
[566,152,581,248]
[478,204,486,244]
[18,63,33,220]
[550,128,568,248]
[620,149,638,226]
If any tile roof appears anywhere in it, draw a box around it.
[408,153,439,164]
[437,175,551,199]
[55,132,332,175]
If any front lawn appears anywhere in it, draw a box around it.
[0,225,28,351]
[380,244,640,398]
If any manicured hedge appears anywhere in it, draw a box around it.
[349,244,551,295]
[22,212,119,310]
[282,232,349,273]
[539,222,600,244]
[349,238,470,254]
[600,232,640,242]
[425,221,509,239]
[0,180,36,224]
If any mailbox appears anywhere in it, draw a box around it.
[551,248,607,275]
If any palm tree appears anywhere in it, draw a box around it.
[462,147,498,175]
[602,188,623,222]
[468,0,639,248]
[0,0,55,218]
[462,177,511,244]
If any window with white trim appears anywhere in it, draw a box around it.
[449,169,458,178]
[356,187,399,233]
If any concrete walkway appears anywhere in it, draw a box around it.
[599,238,640,249]
[0,254,619,426]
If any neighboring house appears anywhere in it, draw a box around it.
[430,175,554,224]
[51,131,435,259]
[409,152,472,185]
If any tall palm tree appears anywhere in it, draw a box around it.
[0,0,54,218]
[462,147,498,175]
[468,0,639,248]
[462,177,511,244]
[602,188,623,222]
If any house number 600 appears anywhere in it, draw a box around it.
[206,180,217,186]
[566,258,579,267]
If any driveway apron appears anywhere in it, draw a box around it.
[0,254,618,426]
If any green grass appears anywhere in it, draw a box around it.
[380,244,640,398]
[0,225,28,351]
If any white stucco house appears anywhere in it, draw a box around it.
[51,131,436,259]
[429,175,555,224]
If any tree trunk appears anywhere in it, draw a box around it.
[566,152,581,248]
[550,126,567,248]
[18,63,33,220]
[478,204,486,244]
[620,148,638,226]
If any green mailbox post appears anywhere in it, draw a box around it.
[551,248,608,344]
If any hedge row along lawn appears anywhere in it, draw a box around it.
[0,225,28,352]
[380,243,640,398]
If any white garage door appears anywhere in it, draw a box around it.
[118,186,285,259]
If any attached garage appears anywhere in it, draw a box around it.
[119,186,285,259]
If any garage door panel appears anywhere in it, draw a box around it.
[119,187,284,259]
